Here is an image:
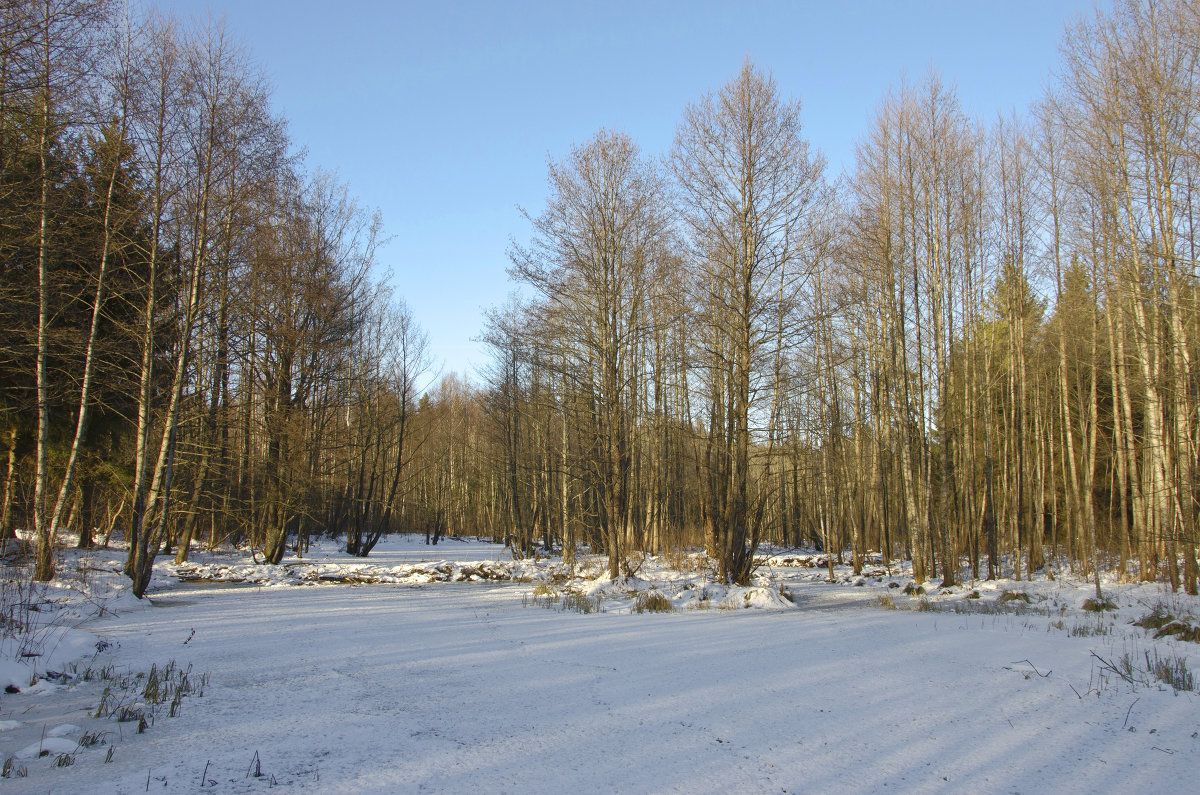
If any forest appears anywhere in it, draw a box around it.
[3,0,1200,599]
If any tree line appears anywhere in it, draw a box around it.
[467,0,1200,592]
[4,0,1199,598]
[0,0,438,595]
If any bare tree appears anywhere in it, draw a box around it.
[510,129,670,578]
[672,60,825,584]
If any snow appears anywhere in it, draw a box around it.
[14,736,80,760]
[1,535,1198,792]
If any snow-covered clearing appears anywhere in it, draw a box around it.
[2,535,1198,793]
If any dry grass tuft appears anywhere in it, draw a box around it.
[633,591,674,613]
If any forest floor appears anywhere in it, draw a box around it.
[1,535,1198,793]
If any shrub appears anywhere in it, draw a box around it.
[998,590,1031,604]
[1082,597,1117,612]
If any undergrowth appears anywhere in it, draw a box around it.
[1,552,116,689]
[523,584,604,614]
[661,548,713,576]
[633,591,674,613]
[90,659,209,732]
[1133,602,1200,643]
[1,756,27,778]
[998,590,1031,604]
[1087,643,1196,695]
[924,591,1059,617]
[0,561,67,670]
[1048,617,1112,637]
[560,591,603,613]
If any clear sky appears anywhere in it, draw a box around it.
[156,0,1106,381]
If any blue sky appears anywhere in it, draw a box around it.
[158,0,1106,381]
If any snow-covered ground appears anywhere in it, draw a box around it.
[1,535,1198,793]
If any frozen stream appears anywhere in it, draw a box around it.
[1,538,1197,793]
[3,580,1196,792]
